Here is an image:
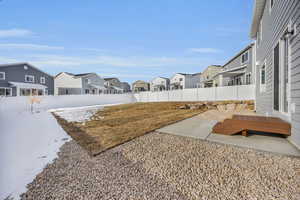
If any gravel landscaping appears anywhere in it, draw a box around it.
[21,132,300,200]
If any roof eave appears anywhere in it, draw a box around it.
[250,0,267,38]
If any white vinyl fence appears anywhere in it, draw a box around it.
[0,93,135,113]
[134,85,255,102]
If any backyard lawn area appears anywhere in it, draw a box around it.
[53,102,207,155]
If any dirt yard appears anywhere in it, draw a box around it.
[53,102,207,155]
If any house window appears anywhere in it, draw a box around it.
[179,78,183,81]
[260,64,266,93]
[0,72,5,80]
[40,77,46,84]
[261,65,266,85]
[0,88,12,97]
[235,77,242,85]
[241,51,249,64]
[245,73,251,85]
[20,88,31,96]
[25,75,34,83]
[85,78,91,84]
[38,89,44,96]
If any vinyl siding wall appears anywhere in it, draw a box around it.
[222,46,254,86]
[0,64,54,95]
[54,73,82,95]
[184,74,201,89]
[81,74,105,90]
[150,77,169,91]
[255,0,300,147]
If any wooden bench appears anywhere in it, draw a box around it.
[212,115,291,137]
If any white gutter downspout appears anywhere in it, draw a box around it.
[253,42,257,111]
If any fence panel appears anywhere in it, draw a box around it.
[0,94,135,113]
[237,85,255,100]
[169,90,183,101]
[134,85,255,102]
[182,88,198,101]
[215,86,238,101]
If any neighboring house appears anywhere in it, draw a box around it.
[170,73,201,90]
[104,78,123,94]
[120,82,131,93]
[216,44,254,86]
[250,0,300,147]
[0,63,54,97]
[200,65,222,87]
[132,80,150,92]
[54,72,106,95]
[150,77,170,91]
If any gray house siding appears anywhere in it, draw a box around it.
[81,74,105,93]
[254,0,300,147]
[222,45,254,86]
[0,63,54,95]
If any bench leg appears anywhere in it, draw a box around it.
[242,130,248,137]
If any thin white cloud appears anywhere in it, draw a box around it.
[0,29,33,38]
[188,48,221,53]
[23,54,207,68]
[0,43,64,50]
[0,57,19,64]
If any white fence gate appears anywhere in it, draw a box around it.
[134,85,255,102]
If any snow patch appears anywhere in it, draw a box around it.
[54,106,101,123]
[51,103,121,123]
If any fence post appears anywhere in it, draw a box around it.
[236,85,239,100]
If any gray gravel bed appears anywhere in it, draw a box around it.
[21,132,300,200]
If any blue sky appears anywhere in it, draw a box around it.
[0,0,253,83]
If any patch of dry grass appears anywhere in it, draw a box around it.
[54,102,206,155]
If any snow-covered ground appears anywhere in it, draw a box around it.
[0,110,71,200]
[0,95,135,200]
[51,104,120,123]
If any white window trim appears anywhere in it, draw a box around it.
[40,77,46,84]
[260,61,266,93]
[0,87,12,97]
[241,50,250,64]
[0,72,5,80]
[25,75,35,83]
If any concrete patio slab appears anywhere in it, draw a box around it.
[157,110,300,157]
[207,133,300,157]
[157,115,218,139]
